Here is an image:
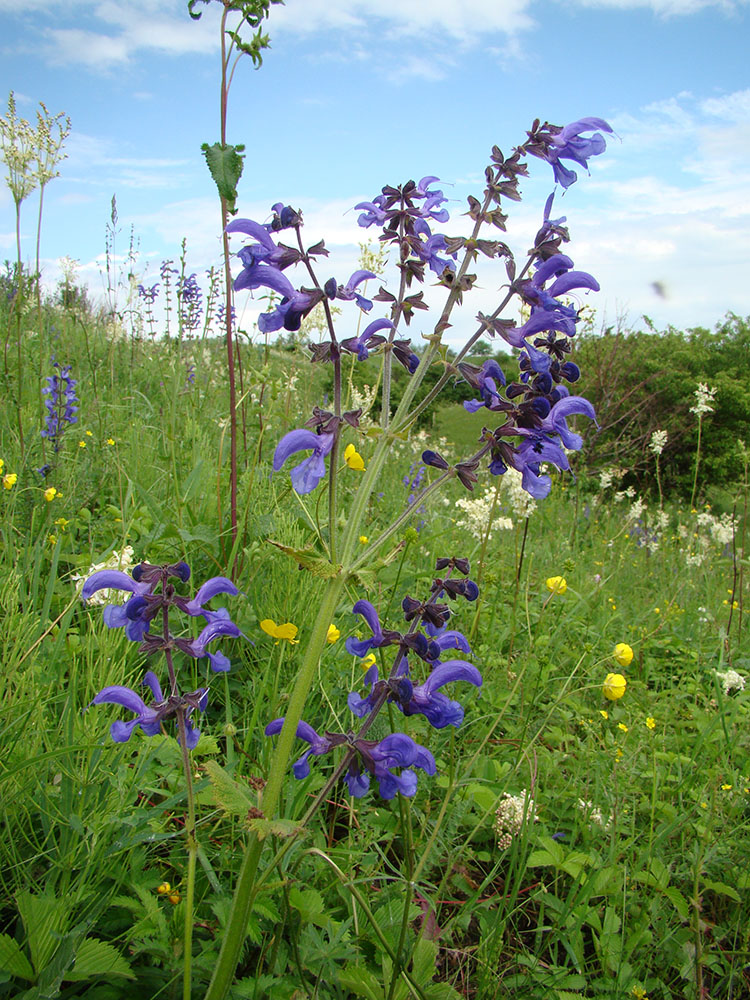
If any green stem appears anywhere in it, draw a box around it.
[204,573,346,1000]
[690,414,703,512]
[177,708,198,1000]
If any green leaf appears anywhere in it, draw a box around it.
[65,938,134,982]
[338,965,383,1000]
[663,886,690,920]
[267,539,341,578]
[15,892,69,975]
[202,760,255,817]
[411,937,437,984]
[201,142,245,215]
[703,879,741,902]
[288,887,327,927]
[0,934,34,981]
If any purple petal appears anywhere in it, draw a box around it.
[81,570,139,601]
[273,429,322,471]
[423,660,482,695]
[91,685,149,715]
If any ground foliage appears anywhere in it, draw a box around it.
[0,292,749,1000]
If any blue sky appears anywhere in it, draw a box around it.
[1,0,748,346]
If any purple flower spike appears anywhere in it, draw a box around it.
[273,428,336,494]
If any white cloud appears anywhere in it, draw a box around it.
[574,0,745,14]
[268,0,536,41]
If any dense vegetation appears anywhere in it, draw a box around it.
[0,287,748,1000]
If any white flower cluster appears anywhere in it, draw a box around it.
[715,669,746,696]
[690,382,717,416]
[696,510,736,546]
[679,510,737,567]
[495,789,537,850]
[649,429,668,456]
[72,545,136,605]
[503,466,537,518]
[577,798,611,830]
[599,467,626,491]
[455,488,513,542]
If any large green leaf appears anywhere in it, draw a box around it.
[65,938,134,982]
[201,142,245,215]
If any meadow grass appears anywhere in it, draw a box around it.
[0,307,748,1000]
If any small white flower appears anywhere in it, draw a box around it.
[649,429,668,455]
[690,382,717,416]
[715,669,746,696]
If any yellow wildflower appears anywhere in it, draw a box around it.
[359,535,369,545]
[0,458,4,473]
[326,624,340,644]
[603,673,627,701]
[106,438,115,445]
[617,723,629,733]
[167,890,181,905]
[700,801,708,809]
[85,429,93,437]
[361,653,376,670]
[157,882,171,895]
[615,747,624,761]
[47,534,57,546]
[646,717,656,730]
[545,575,567,595]
[721,783,732,791]
[613,642,634,667]
[3,472,17,490]
[599,710,609,719]
[43,486,58,502]
[78,440,86,448]
[260,619,299,644]
[344,443,365,471]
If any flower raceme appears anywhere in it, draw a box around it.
[84,561,242,748]
[81,561,242,670]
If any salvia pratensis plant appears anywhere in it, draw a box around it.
[197,117,611,1000]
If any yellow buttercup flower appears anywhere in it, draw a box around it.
[0,458,4,473]
[260,619,299,644]
[603,672,627,700]
[326,624,340,644]
[3,472,17,490]
[599,710,609,720]
[646,717,656,730]
[344,443,365,471]
[106,438,115,445]
[545,575,567,595]
[43,486,59,502]
[721,783,732,791]
[78,440,86,449]
[359,535,369,545]
[617,722,629,733]
[157,882,171,895]
[85,429,93,437]
[613,642,633,667]
[361,653,376,670]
